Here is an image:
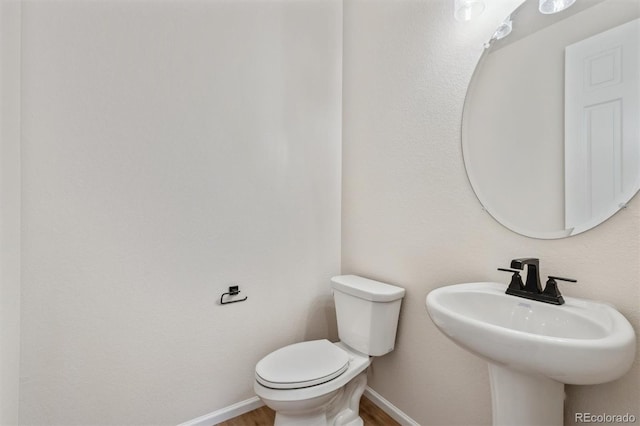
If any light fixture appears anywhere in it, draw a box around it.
[454,0,486,22]
[492,15,513,40]
[539,0,576,14]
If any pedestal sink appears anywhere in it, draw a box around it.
[426,282,636,426]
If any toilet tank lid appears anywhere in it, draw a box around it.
[331,275,405,302]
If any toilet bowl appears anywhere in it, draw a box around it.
[254,275,405,426]
[254,340,370,426]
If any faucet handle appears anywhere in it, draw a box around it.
[498,268,524,290]
[542,276,577,305]
[547,275,577,283]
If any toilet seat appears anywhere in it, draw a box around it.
[255,339,350,390]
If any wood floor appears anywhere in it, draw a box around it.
[217,396,400,426]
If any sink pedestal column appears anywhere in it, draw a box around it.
[488,364,564,426]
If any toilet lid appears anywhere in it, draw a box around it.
[255,339,350,390]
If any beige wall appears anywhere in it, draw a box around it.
[0,1,21,424]
[342,0,639,425]
[18,1,342,424]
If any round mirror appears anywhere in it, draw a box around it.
[462,0,640,238]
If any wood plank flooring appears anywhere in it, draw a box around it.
[359,396,401,425]
[217,396,400,426]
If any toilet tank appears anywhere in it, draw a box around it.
[331,275,405,356]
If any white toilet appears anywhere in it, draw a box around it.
[254,275,405,426]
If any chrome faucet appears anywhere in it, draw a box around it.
[498,258,576,305]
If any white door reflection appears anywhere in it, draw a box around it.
[565,19,640,234]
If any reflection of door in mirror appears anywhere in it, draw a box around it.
[565,18,640,234]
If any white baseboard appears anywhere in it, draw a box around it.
[364,386,420,426]
[177,396,264,426]
[179,387,419,426]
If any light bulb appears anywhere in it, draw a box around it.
[454,0,486,22]
[539,0,576,14]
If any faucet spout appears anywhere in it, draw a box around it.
[510,258,542,293]
[510,258,537,270]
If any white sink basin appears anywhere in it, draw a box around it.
[426,282,635,384]
[426,282,636,426]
